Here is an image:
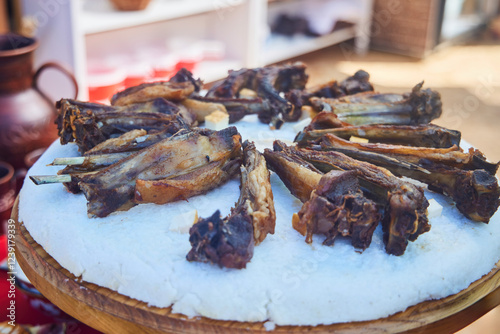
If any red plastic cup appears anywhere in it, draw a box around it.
[87,66,125,102]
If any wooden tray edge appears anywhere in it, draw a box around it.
[13,198,500,334]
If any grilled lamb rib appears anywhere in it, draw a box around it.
[310,82,442,126]
[271,141,430,256]
[187,141,276,268]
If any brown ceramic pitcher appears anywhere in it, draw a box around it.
[0,33,78,168]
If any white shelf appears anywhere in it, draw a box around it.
[81,0,246,35]
[262,26,357,65]
[23,0,372,100]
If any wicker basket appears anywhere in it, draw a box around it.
[110,0,151,11]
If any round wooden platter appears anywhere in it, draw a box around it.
[12,199,500,334]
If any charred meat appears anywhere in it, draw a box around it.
[293,170,381,249]
[273,141,430,256]
[310,82,442,126]
[285,69,374,110]
[313,134,500,222]
[79,127,242,218]
[237,141,276,244]
[296,115,461,148]
[168,67,203,92]
[187,141,276,268]
[110,81,195,106]
[265,145,381,249]
[134,156,241,205]
[192,96,273,124]
[264,148,322,203]
[206,62,308,127]
[318,134,499,175]
[186,210,254,269]
[56,98,190,153]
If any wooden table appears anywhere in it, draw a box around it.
[13,200,500,334]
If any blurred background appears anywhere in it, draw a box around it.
[1,0,500,333]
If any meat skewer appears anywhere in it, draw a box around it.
[79,127,242,218]
[50,126,198,194]
[32,128,243,218]
[187,141,276,269]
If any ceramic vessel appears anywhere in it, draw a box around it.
[0,33,78,168]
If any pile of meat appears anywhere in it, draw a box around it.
[31,64,500,268]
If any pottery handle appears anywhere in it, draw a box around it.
[33,62,79,114]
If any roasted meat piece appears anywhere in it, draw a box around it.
[56,98,190,153]
[237,141,276,244]
[339,69,374,96]
[285,70,374,110]
[111,81,195,106]
[191,96,273,124]
[292,170,381,249]
[310,82,442,126]
[55,127,189,193]
[187,141,276,268]
[265,148,381,250]
[79,127,242,218]
[314,134,500,222]
[134,156,241,205]
[318,134,499,175]
[168,67,203,92]
[296,114,461,148]
[273,141,430,256]
[186,210,254,269]
[206,62,309,127]
[264,147,322,203]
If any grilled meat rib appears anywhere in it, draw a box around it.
[134,155,241,205]
[206,62,309,127]
[56,98,191,153]
[264,148,322,203]
[296,117,461,148]
[314,134,500,222]
[236,141,276,244]
[318,134,499,175]
[293,170,381,249]
[272,141,430,256]
[187,141,276,268]
[57,127,194,194]
[79,127,242,218]
[110,81,195,106]
[264,147,381,249]
[310,82,442,126]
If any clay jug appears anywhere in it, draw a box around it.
[0,33,78,169]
